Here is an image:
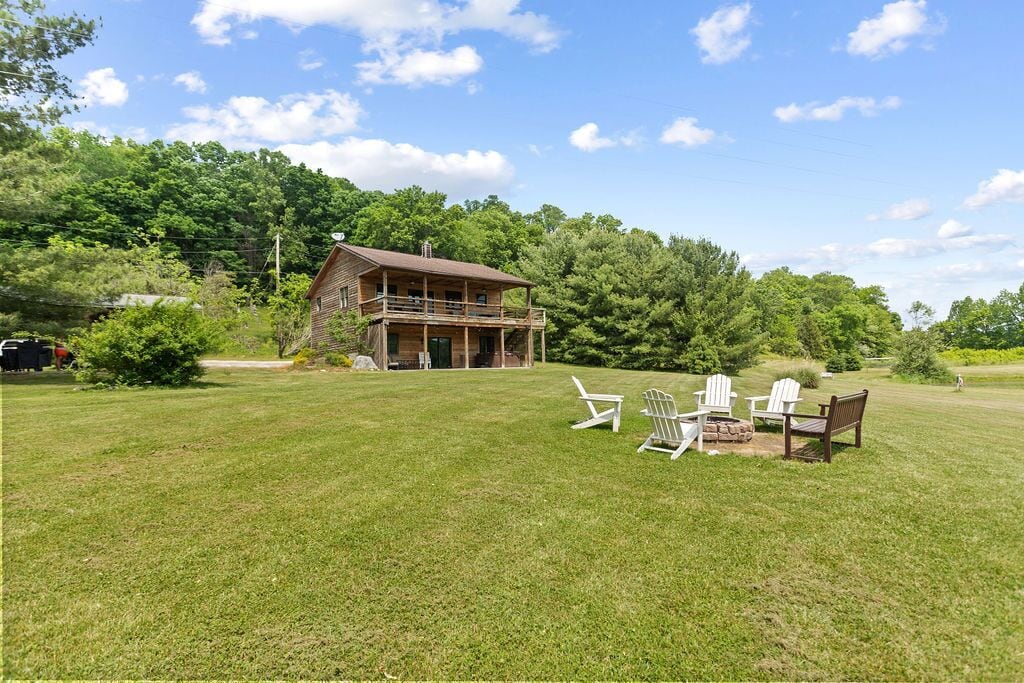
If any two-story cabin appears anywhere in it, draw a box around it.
[306,241,545,370]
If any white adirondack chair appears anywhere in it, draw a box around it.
[418,352,431,369]
[694,374,738,416]
[638,389,710,459]
[746,377,802,431]
[571,376,624,433]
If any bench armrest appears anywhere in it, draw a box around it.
[783,411,827,420]
[676,409,711,419]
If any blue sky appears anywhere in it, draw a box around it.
[61,0,1024,316]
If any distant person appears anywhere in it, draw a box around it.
[955,373,965,391]
[54,342,70,370]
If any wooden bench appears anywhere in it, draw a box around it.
[783,390,868,463]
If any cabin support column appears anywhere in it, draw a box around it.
[463,326,469,369]
[463,280,469,319]
[422,275,428,316]
[526,286,533,367]
[541,328,546,364]
[499,288,505,368]
[382,270,388,314]
[381,322,389,371]
[423,323,428,370]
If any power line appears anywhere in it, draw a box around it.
[0,16,96,41]
[7,220,275,241]
[690,148,926,190]
[0,68,63,85]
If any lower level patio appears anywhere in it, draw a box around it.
[374,323,534,370]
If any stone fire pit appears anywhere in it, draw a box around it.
[695,415,753,443]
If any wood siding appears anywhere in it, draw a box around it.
[309,250,368,351]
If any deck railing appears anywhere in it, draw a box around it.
[359,295,545,327]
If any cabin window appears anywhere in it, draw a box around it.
[476,292,487,305]
[339,286,349,309]
[315,296,322,312]
[408,288,423,302]
[445,290,463,313]
[387,333,399,356]
[375,283,398,298]
[479,335,496,354]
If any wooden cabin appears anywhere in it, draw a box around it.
[306,242,546,370]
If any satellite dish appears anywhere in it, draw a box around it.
[331,232,345,242]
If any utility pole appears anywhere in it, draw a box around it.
[274,232,281,292]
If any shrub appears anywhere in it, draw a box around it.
[773,365,820,389]
[681,335,722,375]
[324,351,352,367]
[825,354,846,373]
[292,347,316,366]
[939,346,1024,366]
[326,311,373,355]
[842,351,863,371]
[71,301,217,386]
[892,329,953,383]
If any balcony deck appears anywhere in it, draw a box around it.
[360,295,545,328]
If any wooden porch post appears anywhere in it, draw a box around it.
[541,328,546,364]
[423,323,428,370]
[382,270,388,314]
[422,275,428,316]
[498,287,505,368]
[526,286,533,367]
[381,322,388,371]
[463,326,469,369]
[462,280,469,319]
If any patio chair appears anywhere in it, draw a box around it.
[745,377,801,431]
[694,373,738,416]
[639,388,710,459]
[418,352,431,369]
[571,376,624,432]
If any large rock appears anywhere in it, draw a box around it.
[351,355,378,371]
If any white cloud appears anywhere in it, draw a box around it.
[691,3,753,65]
[276,138,514,199]
[659,117,717,147]
[297,49,325,71]
[866,197,931,221]
[78,68,129,107]
[846,0,945,59]
[357,46,482,87]
[937,219,972,239]
[191,0,562,88]
[71,120,149,142]
[962,169,1024,209]
[173,71,208,94]
[569,123,615,152]
[774,95,901,123]
[165,89,363,148]
[742,231,1014,272]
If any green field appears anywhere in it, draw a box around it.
[2,362,1022,679]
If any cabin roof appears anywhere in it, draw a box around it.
[307,243,533,297]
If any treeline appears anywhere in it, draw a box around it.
[932,287,1024,350]
[1,129,552,277]
[1,128,908,371]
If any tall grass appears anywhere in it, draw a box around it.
[940,347,1024,366]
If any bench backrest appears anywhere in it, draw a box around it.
[826,390,868,432]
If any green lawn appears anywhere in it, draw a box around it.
[2,362,1022,679]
